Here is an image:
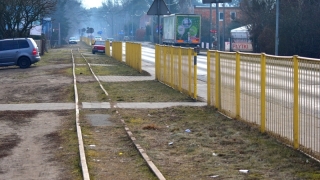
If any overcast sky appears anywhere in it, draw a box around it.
[81,0,103,9]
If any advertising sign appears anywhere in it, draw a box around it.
[176,15,200,44]
[225,42,253,52]
[30,25,42,36]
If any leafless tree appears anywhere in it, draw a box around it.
[0,0,57,38]
[240,0,320,57]
[177,0,193,14]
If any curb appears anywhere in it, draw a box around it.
[121,119,166,180]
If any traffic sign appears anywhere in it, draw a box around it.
[147,0,170,15]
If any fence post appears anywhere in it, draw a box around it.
[188,48,192,96]
[235,52,241,118]
[293,55,299,149]
[138,43,142,73]
[260,53,266,133]
[207,50,211,106]
[178,47,182,92]
[155,45,159,80]
[170,47,174,87]
[215,51,221,110]
[193,49,197,100]
[120,42,123,62]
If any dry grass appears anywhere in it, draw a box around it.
[103,81,195,102]
[24,42,320,180]
[73,42,320,179]
[119,107,320,180]
[80,109,158,180]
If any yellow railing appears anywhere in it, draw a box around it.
[105,41,111,56]
[125,42,142,73]
[155,45,197,99]
[207,50,320,160]
[81,37,94,46]
[112,41,122,62]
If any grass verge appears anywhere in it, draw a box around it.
[120,107,320,179]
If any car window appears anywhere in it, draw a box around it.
[2,40,19,51]
[95,41,104,45]
[18,40,29,48]
[28,38,38,47]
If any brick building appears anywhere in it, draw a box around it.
[193,5,242,28]
[193,5,242,50]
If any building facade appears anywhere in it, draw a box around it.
[194,5,242,27]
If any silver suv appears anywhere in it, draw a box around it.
[0,38,41,68]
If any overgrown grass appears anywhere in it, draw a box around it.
[42,43,320,179]
[54,111,82,180]
[120,107,320,179]
[39,48,72,66]
[79,109,158,180]
[102,81,195,102]
[76,82,108,102]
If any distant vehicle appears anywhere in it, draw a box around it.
[106,38,113,46]
[92,40,105,54]
[94,36,102,41]
[123,36,130,41]
[163,14,201,53]
[69,37,77,44]
[0,38,40,68]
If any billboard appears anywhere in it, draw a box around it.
[30,25,42,36]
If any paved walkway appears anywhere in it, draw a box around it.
[0,60,208,111]
[0,40,209,111]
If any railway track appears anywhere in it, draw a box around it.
[69,48,164,180]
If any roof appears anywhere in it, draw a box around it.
[231,26,249,32]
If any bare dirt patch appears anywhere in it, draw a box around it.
[0,111,68,179]
[0,64,73,104]
[0,46,81,179]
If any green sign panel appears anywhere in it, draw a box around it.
[176,16,200,43]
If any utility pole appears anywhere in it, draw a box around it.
[216,3,219,50]
[209,3,212,49]
[202,0,232,50]
[275,0,279,55]
[222,3,225,51]
[58,23,61,47]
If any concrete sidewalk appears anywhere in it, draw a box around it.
[0,53,207,111]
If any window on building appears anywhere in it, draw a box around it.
[230,12,236,20]
[219,12,224,21]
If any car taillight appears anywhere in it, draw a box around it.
[32,48,37,55]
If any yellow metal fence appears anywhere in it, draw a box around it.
[125,42,142,73]
[207,50,320,160]
[105,41,111,56]
[111,41,122,62]
[155,45,197,99]
[81,37,94,45]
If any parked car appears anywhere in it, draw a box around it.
[0,38,41,68]
[69,37,77,44]
[106,38,113,46]
[123,36,130,41]
[92,40,105,54]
